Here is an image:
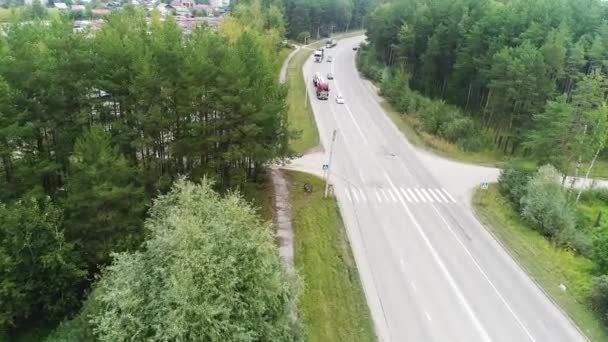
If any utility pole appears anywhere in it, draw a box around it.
[304,76,309,108]
[324,129,337,198]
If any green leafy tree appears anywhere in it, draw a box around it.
[520,164,575,237]
[594,227,608,274]
[87,179,301,341]
[0,198,86,331]
[63,128,146,269]
[23,0,48,19]
[591,275,608,324]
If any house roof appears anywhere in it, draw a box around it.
[54,2,68,9]
[91,8,111,15]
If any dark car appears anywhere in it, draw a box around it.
[352,46,359,50]
[327,73,334,80]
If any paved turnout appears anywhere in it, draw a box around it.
[304,36,587,342]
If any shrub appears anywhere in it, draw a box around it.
[556,226,593,258]
[457,135,485,152]
[594,227,608,273]
[591,275,608,323]
[520,165,576,237]
[498,166,532,208]
[417,100,448,134]
[440,115,475,142]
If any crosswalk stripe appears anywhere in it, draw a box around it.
[388,189,397,202]
[380,188,389,201]
[408,189,419,202]
[400,188,412,202]
[429,189,443,202]
[359,189,367,203]
[441,188,457,203]
[375,189,382,203]
[434,188,449,202]
[345,189,352,202]
[414,188,427,202]
[420,188,434,202]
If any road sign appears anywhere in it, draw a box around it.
[481,182,489,189]
[322,164,329,170]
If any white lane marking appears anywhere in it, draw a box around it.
[359,188,367,203]
[383,173,492,342]
[429,204,536,342]
[407,189,419,202]
[351,188,359,203]
[359,170,367,184]
[375,189,382,203]
[425,311,432,322]
[435,188,449,202]
[420,188,434,202]
[380,188,389,201]
[429,189,443,202]
[410,280,418,293]
[388,189,397,202]
[442,188,457,203]
[345,189,352,202]
[414,188,427,203]
[331,66,369,146]
[400,188,412,202]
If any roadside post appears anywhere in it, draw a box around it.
[324,129,337,198]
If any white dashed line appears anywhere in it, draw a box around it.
[428,189,443,202]
[414,188,427,203]
[420,188,434,202]
[441,188,457,203]
[400,188,412,202]
[408,189,419,202]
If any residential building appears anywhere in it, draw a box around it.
[170,0,193,8]
[54,2,68,10]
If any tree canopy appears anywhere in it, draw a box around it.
[53,179,301,342]
[364,0,608,172]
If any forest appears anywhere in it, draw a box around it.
[361,0,608,178]
[0,1,303,339]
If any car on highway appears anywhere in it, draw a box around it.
[327,55,333,62]
[352,46,358,50]
[336,94,345,104]
[327,73,334,80]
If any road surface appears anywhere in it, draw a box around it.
[303,36,587,342]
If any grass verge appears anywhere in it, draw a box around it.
[473,184,608,341]
[287,48,319,153]
[287,171,376,342]
[380,100,506,166]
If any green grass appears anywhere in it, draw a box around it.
[0,8,61,22]
[287,171,376,342]
[473,185,608,341]
[287,47,320,154]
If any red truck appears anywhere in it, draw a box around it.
[313,73,329,100]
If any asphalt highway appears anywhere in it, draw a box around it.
[304,36,587,342]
